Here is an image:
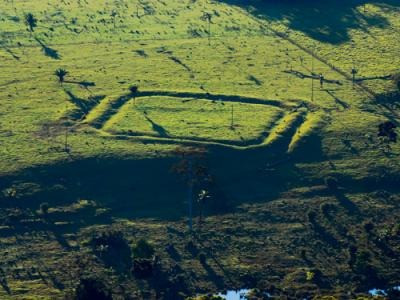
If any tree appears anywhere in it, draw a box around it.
[172,146,208,231]
[54,68,68,84]
[24,13,37,33]
[197,189,210,228]
[110,10,118,28]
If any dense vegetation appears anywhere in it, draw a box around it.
[0,0,399,299]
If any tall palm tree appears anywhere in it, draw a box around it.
[25,13,37,33]
[55,68,68,84]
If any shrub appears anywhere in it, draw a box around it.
[91,230,132,272]
[75,277,112,300]
[132,238,155,259]
[91,231,128,250]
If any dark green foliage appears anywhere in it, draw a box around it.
[91,230,128,249]
[132,238,155,259]
[91,231,132,272]
[74,277,112,300]
[378,121,397,142]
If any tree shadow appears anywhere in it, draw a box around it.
[144,115,170,138]
[0,268,11,295]
[64,90,104,119]
[334,190,360,216]
[34,37,61,60]
[199,258,225,289]
[220,0,399,44]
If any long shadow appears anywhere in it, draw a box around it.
[144,115,170,138]
[34,37,61,60]
[200,259,225,289]
[64,90,105,120]
[64,80,96,90]
[0,268,11,295]
[284,70,342,85]
[220,0,399,44]
[334,190,361,216]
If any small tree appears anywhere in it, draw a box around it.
[132,238,155,259]
[172,146,208,231]
[25,13,37,33]
[55,68,68,84]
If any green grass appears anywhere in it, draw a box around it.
[104,96,283,144]
[0,0,399,298]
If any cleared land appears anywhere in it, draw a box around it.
[0,0,399,299]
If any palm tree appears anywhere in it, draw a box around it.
[55,68,68,84]
[25,13,37,33]
[110,10,118,28]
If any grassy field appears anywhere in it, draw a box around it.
[0,0,399,299]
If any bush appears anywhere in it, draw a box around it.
[75,277,112,300]
[132,239,155,259]
[91,231,128,250]
[91,230,132,272]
